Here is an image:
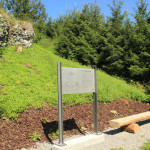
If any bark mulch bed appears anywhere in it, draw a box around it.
[0,99,149,150]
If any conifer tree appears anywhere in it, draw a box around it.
[46,17,54,38]
[101,0,125,75]
[56,2,105,65]
[128,0,150,81]
[134,0,150,29]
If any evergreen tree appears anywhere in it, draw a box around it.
[101,0,125,75]
[56,2,105,65]
[123,9,137,78]
[129,0,150,81]
[134,0,150,29]
[46,17,54,38]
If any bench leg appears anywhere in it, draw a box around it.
[122,123,139,134]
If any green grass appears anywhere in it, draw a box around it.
[140,141,150,150]
[0,42,149,119]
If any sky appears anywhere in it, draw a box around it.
[41,0,150,21]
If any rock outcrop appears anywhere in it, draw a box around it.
[0,13,34,48]
[0,14,9,47]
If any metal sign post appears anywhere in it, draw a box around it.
[57,62,99,146]
[93,65,98,134]
[57,62,65,146]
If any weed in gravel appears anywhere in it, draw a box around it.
[140,140,150,150]
[141,135,145,138]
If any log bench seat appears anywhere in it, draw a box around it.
[109,111,150,133]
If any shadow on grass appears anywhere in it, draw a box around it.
[41,118,84,144]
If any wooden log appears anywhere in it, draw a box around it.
[123,123,139,134]
[109,111,150,128]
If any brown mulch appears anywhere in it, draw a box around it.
[0,99,149,150]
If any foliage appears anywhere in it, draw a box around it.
[100,0,125,76]
[0,0,4,8]
[0,45,4,58]
[4,0,47,22]
[51,129,59,139]
[54,0,150,83]
[130,0,150,81]
[1,0,47,43]
[55,2,104,65]
[140,140,150,150]
[2,0,150,83]
[0,0,150,120]
[0,42,149,119]
[45,17,55,38]
[29,131,41,142]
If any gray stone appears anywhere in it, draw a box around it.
[0,14,34,48]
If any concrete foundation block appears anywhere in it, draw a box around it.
[51,133,104,150]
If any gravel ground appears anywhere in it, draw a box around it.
[99,120,150,150]
[21,119,150,150]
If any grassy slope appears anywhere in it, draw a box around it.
[0,41,149,119]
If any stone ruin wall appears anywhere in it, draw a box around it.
[0,14,34,48]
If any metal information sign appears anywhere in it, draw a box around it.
[57,62,98,146]
[62,67,95,94]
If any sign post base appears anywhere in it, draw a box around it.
[52,133,104,150]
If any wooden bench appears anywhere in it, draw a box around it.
[109,111,150,133]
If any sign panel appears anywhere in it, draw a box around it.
[62,67,95,94]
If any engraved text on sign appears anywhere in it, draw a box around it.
[62,67,95,94]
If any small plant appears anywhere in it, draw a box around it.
[128,109,133,113]
[88,111,92,114]
[101,106,105,110]
[63,106,67,112]
[79,122,84,130]
[8,113,18,121]
[41,117,49,123]
[141,135,145,138]
[29,131,41,142]
[51,129,59,139]
[140,140,150,150]
[130,100,135,105]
